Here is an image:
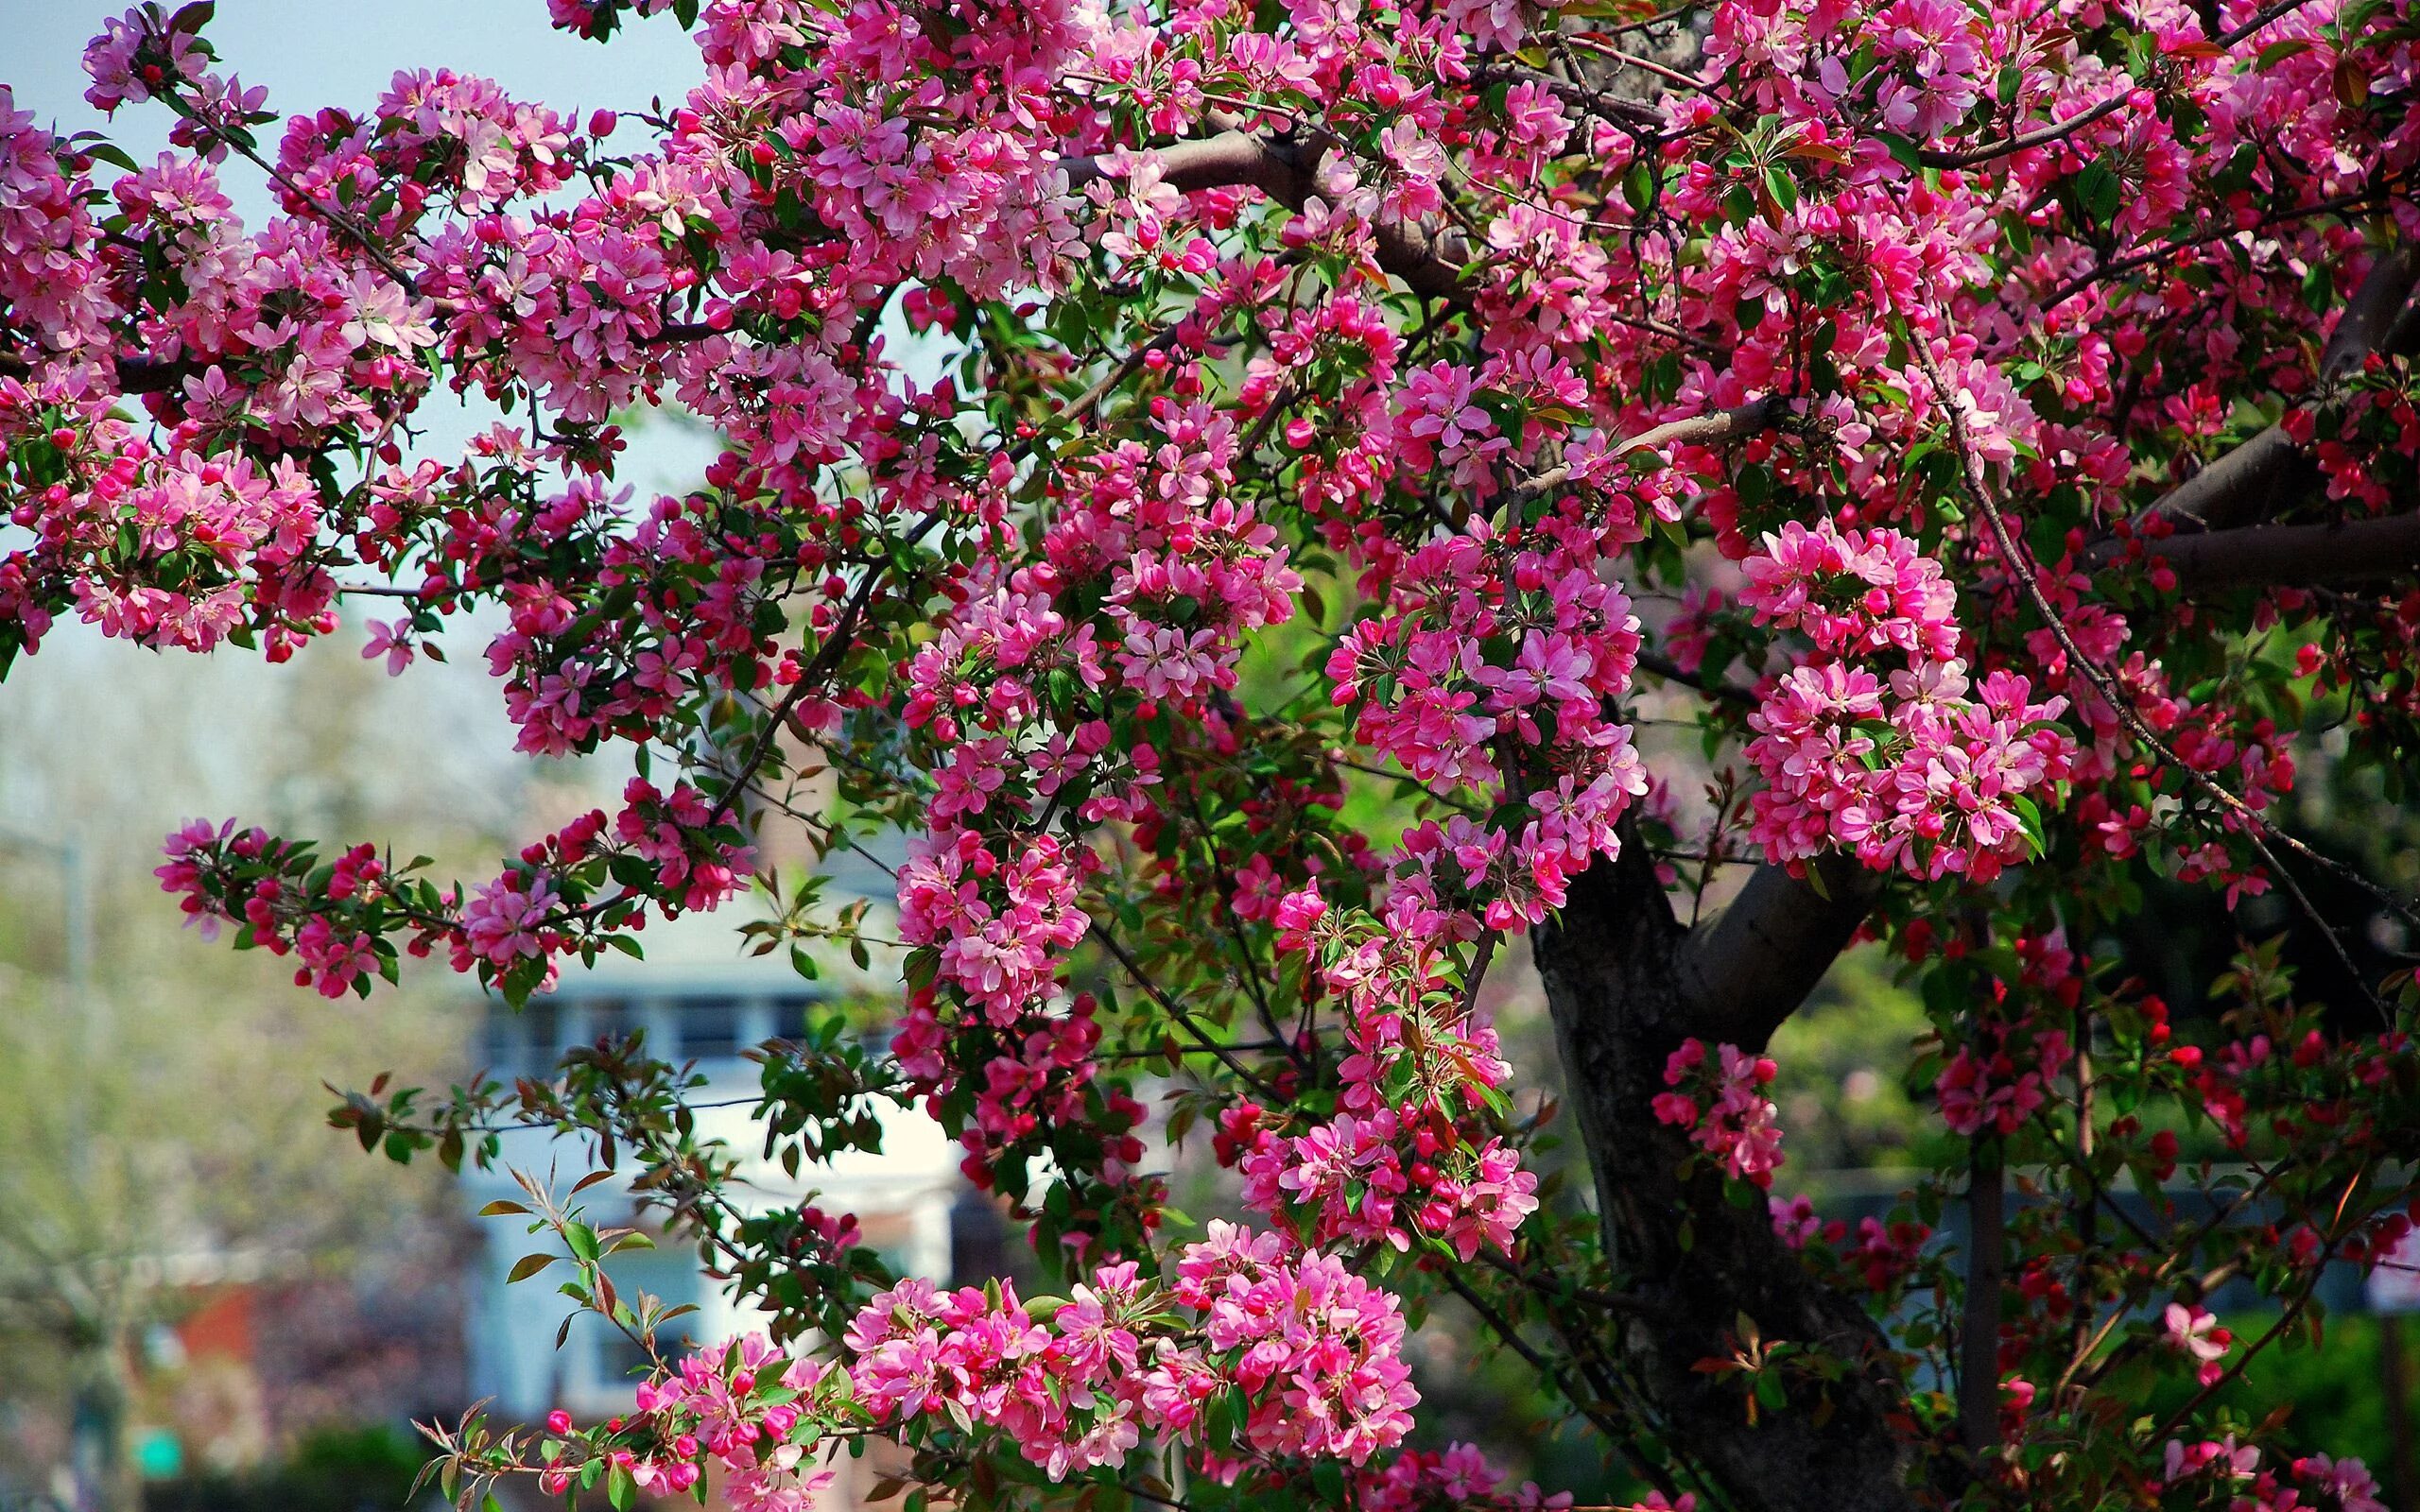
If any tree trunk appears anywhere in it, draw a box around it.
[1533,837,1923,1512]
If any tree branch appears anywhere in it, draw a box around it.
[2090,507,2420,590]
[2137,248,2417,532]
[1065,132,1471,301]
[1473,62,1665,130]
[1516,395,1790,501]
[1959,1136,2007,1459]
[1635,651,1754,707]
[0,350,189,394]
[1672,851,1883,1050]
[1534,829,1920,1512]
[1917,94,2130,170]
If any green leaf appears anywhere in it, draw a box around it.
[1762,163,1799,215]
[2012,792,2047,858]
[1624,161,1657,213]
[2074,162,2122,226]
[507,1253,557,1284]
[1754,1370,1789,1411]
[1876,132,1924,172]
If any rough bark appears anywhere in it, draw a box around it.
[1065,131,1471,301]
[1959,1137,2008,1459]
[2085,507,2420,589]
[1534,834,1921,1512]
[2136,249,2418,532]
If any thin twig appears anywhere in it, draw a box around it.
[1919,94,2130,170]
[1564,35,1714,94]
[1086,920,1281,1098]
[1515,396,1788,501]
[700,509,947,830]
[1912,340,2400,1005]
[160,95,424,298]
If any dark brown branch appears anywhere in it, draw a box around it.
[0,349,186,395]
[700,508,947,830]
[1959,1136,2007,1459]
[117,356,197,395]
[1917,94,2129,170]
[1635,651,1754,708]
[1534,829,1919,1512]
[1672,850,1882,1049]
[2218,0,2325,44]
[2141,421,2312,534]
[2042,187,2384,313]
[159,94,424,299]
[1474,62,1665,129]
[74,128,1482,403]
[1915,341,2411,989]
[1065,132,1471,301]
[2137,248,2417,531]
[2093,508,2420,590]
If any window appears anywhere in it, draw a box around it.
[770,995,817,1040]
[483,999,558,1075]
[676,996,744,1062]
[579,997,640,1048]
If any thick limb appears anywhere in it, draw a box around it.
[1534,832,1920,1512]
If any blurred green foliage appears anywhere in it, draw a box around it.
[139,1425,425,1512]
[2149,1313,2418,1492]
[1768,946,1936,1174]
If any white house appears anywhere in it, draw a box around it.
[456,911,965,1422]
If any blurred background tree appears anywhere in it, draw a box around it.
[0,623,592,1511]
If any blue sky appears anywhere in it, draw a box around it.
[0,6,726,844]
[11,2,707,171]
[9,1,723,485]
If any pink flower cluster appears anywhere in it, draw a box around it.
[1233,902,1540,1259]
[893,987,1149,1190]
[1355,1441,1577,1512]
[1,87,117,360]
[156,770,755,1005]
[1742,520,2076,883]
[1652,1039,1786,1190]
[1317,507,1651,955]
[16,435,333,658]
[158,820,389,999]
[896,829,1091,1029]
[27,0,2420,1496]
[1236,1104,1538,1262]
[1740,519,1961,663]
[2160,1303,2233,1388]
[842,1224,1415,1477]
[1936,1010,2072,1140]
[2159,1439,2386,1512]
[1327,512,1642,797]
[285,69,574,217]
[542,1335,833,1512]
[1048,412,1303,715]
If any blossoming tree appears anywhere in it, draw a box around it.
[7,0,2420,1506]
